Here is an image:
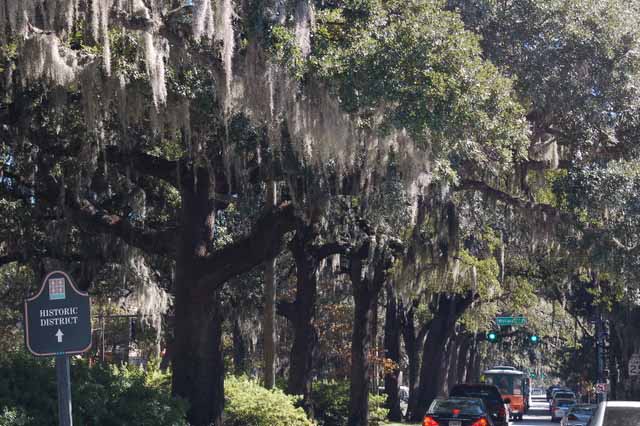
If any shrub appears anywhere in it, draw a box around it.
[223,376,314,426]
[0,351,187,426]
[0,407,30,426]
[312,380,389,426]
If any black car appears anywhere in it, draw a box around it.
[423,397,494,426]
[450,384,509,426]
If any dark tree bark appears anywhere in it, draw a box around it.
[456,334,472,384]
[171,178,225,426]
[347,238,401,426]
[349,272,379,426]
[285,222,321,410]
[466,335,481,383]
[383,282,403,421]
[401,299,429,420]
[446,331,462,393]
[263,181,278,389]
[280,221,350,412]
[409,292,476,422]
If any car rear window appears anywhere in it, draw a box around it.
[570,407,595,415]
[450,387,501,404]
[556,400,574,408]
[429,400,484,416]
[603,407,640,425]
[555,393,575,399]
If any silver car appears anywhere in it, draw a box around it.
[587,401,640,426]
[560,404,596,426]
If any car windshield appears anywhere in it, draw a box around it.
[450,387,501,404]
[603,407,640,425]
[429,399,484,416]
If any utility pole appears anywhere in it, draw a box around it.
[263,180,277,389]
[595,312,610,404]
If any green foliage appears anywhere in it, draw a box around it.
[269,25,305,79]
[223,376,313,426]
[0,351,187,426]
[0,407,30,426]
[312,0,528,178]
[311,380,388,426]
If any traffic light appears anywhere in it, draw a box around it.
[530,334,540,344]
[487,331,499,342]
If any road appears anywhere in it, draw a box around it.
[519,400,554,426]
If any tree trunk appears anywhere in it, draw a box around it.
[263,181,277,388]
[456,334,472,384]
[383,283,403,421]
[411,316,449,420]
[172,271,224,426]
[409,293,475,421]
[285,222,320,411]
[446,332,461,392]
[172,178,224,426]
[401,300,427,421]
[349,279,378,426]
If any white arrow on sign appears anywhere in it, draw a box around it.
[55,329,64,343]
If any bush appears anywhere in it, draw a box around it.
[0,351,187,426]
[0,407,30,426]
[312,380,388,426]
[223,376,314,426]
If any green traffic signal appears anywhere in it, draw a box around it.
[530,334,540,343]
[487,331,498,342]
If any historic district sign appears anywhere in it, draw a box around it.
[24,271,92,356]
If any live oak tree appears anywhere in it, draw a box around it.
[6,1,640,426]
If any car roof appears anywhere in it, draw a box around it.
[452,384,500,391]
[434,397,486,405]
[604,401,640,407]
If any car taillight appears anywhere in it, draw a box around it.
[471,417,489,426]
[568,414,578,420]
[423,416,439,426]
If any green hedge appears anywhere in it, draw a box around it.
[0,351,386,426]
[0,352,187,426]
[312,380,388,426]
[223,376,314,426]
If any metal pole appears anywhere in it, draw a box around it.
[55,355,73,426]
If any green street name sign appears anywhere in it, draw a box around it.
[496,316,527,326]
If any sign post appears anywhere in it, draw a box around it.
[24,271,91,426]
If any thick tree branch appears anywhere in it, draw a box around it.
[2,169,177,257]
[0,253,20,267]
[310,240,351,260]
[197,203,297,290]
[105,146,181,187]
[68,197,177,257]
[457,179,575,223]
